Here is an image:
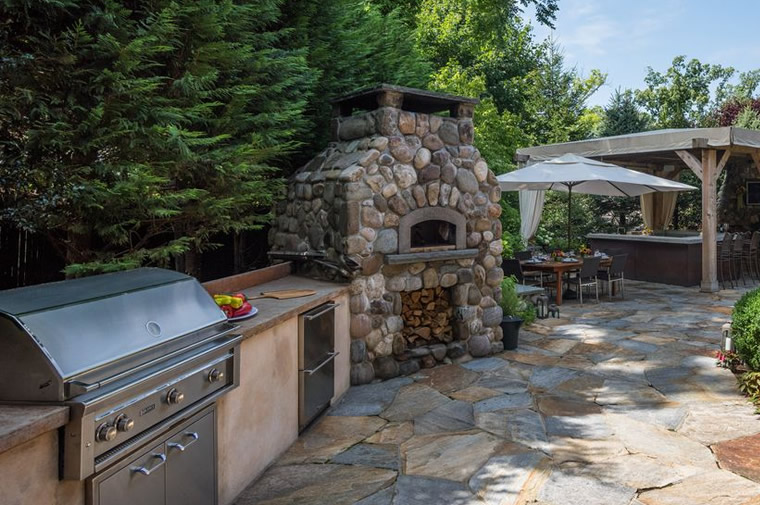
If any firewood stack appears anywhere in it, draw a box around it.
[400,287,453,346]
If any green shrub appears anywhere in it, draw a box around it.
[738,371,760,405]
[501,231,525,260]
[732,288,760,370]
[499,276,536,325]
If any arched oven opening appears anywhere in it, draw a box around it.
[410,220,457,252]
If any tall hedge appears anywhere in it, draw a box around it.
[732,288,760,370]
[0,0,312,277]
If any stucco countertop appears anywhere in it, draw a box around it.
[233,275,350,340]
[0,405,69,454]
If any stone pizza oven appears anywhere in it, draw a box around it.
[269,85,504,384]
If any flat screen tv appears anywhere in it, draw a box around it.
[747,180,760,206]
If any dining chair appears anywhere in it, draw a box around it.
[515,250,532,261]
[597,254,627,299]
[576,256,601,304]
[502,259,524,283]
[514,250,545,285]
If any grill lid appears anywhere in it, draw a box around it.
[0,268,226,399]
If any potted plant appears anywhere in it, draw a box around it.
[550,249,565,262]
[499,276,536,350]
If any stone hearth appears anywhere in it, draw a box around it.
[269,85,504,384]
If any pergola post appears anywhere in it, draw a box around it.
[701,149,719,292]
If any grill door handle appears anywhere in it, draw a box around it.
[131,453,166,476]
[303,303,340,320]
[303,351,339,375]
[168,432,199,452]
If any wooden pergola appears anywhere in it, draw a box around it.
[515,127,760,292]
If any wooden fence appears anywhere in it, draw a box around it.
[0,224,65,290]
[0,224,271,289]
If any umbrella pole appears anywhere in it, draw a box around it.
[567,185,572,250]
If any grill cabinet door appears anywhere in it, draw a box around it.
[97,444,166,505]
[166,410,217,505]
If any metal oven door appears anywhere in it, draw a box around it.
[298,303,339,431]
[87,406,216,505]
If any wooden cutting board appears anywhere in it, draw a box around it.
[248,289,316,300]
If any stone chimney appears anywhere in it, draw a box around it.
[269,85,505,384]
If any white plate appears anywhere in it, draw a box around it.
[227,306,259,321]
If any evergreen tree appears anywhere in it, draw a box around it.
[593,88,649,231]
[521,40,606,144]
[0,0,313,277]
[283,0,432,160]
[599,88,649,137]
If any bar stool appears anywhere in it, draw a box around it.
[732,233,746,286]
[753,231,760,281]
[718,236,733,289]
[743,232,760,282]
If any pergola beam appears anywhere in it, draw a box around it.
[675,150,703,181]
[716,148,732,178]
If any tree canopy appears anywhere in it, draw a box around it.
[5,0,758,282]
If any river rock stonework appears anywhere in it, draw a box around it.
[269,85,504,384]
[718,160,760,231]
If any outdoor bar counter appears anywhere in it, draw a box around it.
[587,232,721,287]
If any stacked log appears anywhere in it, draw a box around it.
[401,287,453,346]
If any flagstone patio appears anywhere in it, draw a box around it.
[234,281,760,505]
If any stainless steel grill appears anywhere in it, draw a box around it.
[0,268,241,484]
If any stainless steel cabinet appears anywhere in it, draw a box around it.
[298,303,338,431]
[166,411,216,505]
[98,443,166,505]
[89,408,216,505]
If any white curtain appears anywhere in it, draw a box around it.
[640,192,678,230]
[519,190,545,241]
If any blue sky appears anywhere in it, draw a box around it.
[529,0,760,107]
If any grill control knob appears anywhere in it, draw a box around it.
[96,423,117,443]
[166,388,184,405]
[208,368,225,383]
[115,414,134,432]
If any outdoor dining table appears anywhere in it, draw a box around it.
[521,257,612,306]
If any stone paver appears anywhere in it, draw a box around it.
[713,433,760,483]
[413,400,474,435]
[392,475,480,505]
[538,469,636,505]
[234,464,396,505]
[236,281,760,504]
[332,443,399,470]
[331,377,413,416]
[468,452,548,505]
[380,383,451,422]
[637,470,760,505]
[277,415,386,464]
[402,431,504,481]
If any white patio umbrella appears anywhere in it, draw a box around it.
[497,153,697,248]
